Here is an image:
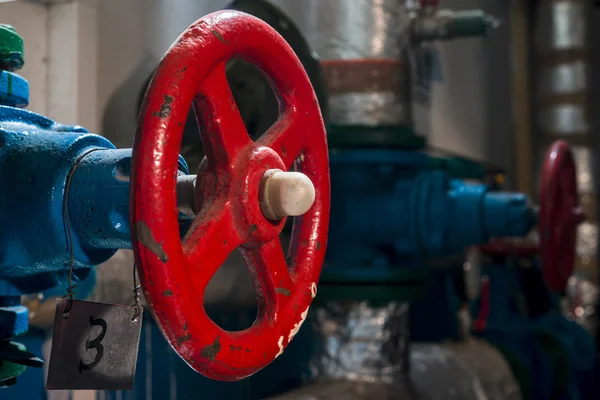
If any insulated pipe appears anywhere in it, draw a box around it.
[534,0,597,285]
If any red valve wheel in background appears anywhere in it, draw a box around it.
[539,140,582,293]
[130,11,330,381]
[479,140,582,294]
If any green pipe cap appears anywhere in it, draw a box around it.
[0,24,24,71]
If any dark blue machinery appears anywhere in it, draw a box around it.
[470,249,596,400]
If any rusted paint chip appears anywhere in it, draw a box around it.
[211,30,229,44]
[135,221,168,262]
[153,94,173,118]
[200,336,221,360]
[275,287,291,296]
[316,241,321,250]
[162,289,174,297]
[176,333,192,345]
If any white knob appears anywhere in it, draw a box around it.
[260,169,316,220]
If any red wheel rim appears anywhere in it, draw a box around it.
[130,11,330,381]
[540,140,580,293]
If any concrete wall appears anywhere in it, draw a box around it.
[0,1,48,115]
[97,0,227,147]
[1,0,99,132]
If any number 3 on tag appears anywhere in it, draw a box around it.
[46,298,143,390]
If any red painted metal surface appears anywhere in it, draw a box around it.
[479,239,539,257]
[420,0,440,8]
[539,140,582,293]
[130,10,330,381]
[472,276,490,333]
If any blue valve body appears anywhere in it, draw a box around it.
[324,149,535,281]
[0,70,28,108]
[0,106,188,296]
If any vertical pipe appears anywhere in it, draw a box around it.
[533,0,597,285]
[509,0,533,198]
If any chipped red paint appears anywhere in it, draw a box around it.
[130,11,330,381]
[539,140,581,293]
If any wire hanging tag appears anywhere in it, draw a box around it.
[47,148,143,390]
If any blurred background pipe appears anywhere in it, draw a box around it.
[533,0,598,337]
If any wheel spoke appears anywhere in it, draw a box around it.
[194,62,251,170]
[240,239,294,308]
[183,201,242,291]
[257,115,306,169]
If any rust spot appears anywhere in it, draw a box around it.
[153,94,173,118]
[237,346,242,351]
[316,242,321,250]
[250,224,258,232]
[300,239,309,246]
[162,289,174,297]
[211,30,229,44]
[135,221,168,262]
[183,322,188,331]
[180,67,187,72]
[230,345,235,352]
[275,287,291,296]
[245,348,252,352]
[176,333,192,344]
[223,240,227,245]
[281,146,287,157]
[178,121,183,127]
[201,336,221,360]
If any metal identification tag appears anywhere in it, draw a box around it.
[46,298,143,390]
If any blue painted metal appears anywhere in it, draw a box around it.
[0,70,28,108]
[0,70,190,373]
[409,269,462,341]
[324,149,535,281]
[0,298,27,338]
[0,105,189,296]
[471,258,597,400]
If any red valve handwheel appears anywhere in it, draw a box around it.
[479,140,582,294]
[130,11,330,381]
[539,140,582,293]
